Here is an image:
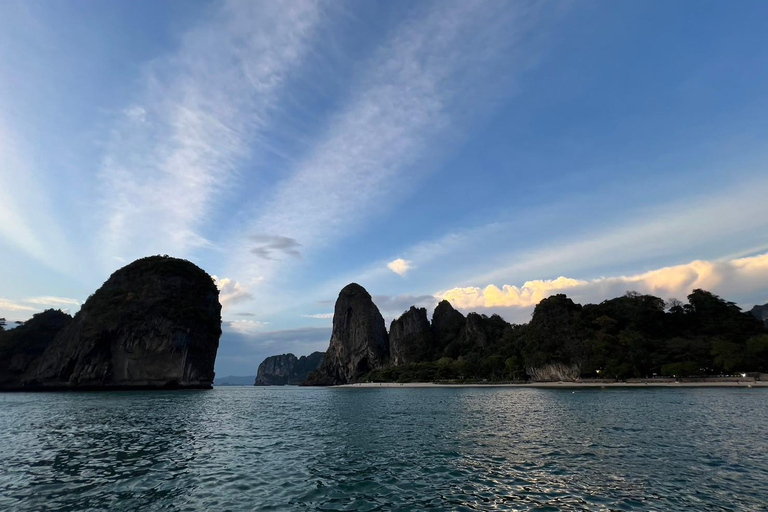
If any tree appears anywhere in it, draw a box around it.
[0,317,6,331]
[665,298,684,313]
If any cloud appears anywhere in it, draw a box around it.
[244,327,331,350]
[0,118,74,273]
[0,298,37,312]
[372,294,437,315]
[227,0,541,286]
[98,0,322,266]
[387,258,412,276]
[300,313,334,319]
[123,105,146,123]
[212,275,253,309]
[224,319,268,335]
[250,235,301,260]
[437,253,768,310]
[23,296,81,307]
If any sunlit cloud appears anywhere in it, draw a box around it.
[437,253,768,310]
[0,298,37,313]
[23,296,81,307]
[387,258,412,276]
[213,275,253,309]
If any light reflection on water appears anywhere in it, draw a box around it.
[1,387,767,511]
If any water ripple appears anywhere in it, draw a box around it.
[1,387,767,511]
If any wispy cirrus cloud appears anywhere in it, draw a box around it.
[0,119,75,273]
[98,0,322,267]
[300,313,333,319]
[0,298,37,313]
[228,0,545,286]
[23,296,81,307]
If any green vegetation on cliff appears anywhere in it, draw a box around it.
[366,289,768,383]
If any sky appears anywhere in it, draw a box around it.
[1,0,768,376]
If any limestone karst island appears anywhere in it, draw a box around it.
[0,256,221,390]
[255,283,768,387]
[3,1,768,509]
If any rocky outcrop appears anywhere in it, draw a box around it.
[255,351,324,385]
[0,310,72,387]
[6,256,222,390]
[751,304,768,327]
[303,283,388,385]
[431,300,465,358]
[389,307,433,365]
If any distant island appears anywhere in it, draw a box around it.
[254,352,324,385]
[0,256,222,391]
[255,283,768,386]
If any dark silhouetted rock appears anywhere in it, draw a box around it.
[303,283,388,385]
[0,310,72,387]
[214,375,256,386]
[19,256,221,390]
[521,294,586,368]
[751,303,768,327]
[255,351,324,385]
[390,307,433,365]
[431,300,465,358]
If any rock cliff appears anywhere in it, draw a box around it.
[431,300,466,358]
[751,303,768,327]
[389,307,433,365]
[254,351,324,385]
[303,283,388,385]
[11,256,222,390]
[0,310,72,388]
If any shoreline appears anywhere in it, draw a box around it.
[337,380,768,389]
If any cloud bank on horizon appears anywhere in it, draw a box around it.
[1,0,768,375]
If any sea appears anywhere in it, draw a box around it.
[1,387,767,511]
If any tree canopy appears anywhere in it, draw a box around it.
[366,289,768,382]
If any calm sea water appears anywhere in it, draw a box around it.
[1,387,767,511]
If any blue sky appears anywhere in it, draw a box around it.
[2,0,768,376]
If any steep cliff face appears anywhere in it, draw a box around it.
[751,304,768,327]
[521,294,586,368]
[303,283,388,385]
[24,256,222,390]
[390,307,432,365]
[254,351,324,385]
[431,300,465,358]
[0,310,72,387]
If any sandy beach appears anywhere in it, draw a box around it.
[338,380,768,388]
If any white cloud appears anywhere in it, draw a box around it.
[123,105,146,123]
[0,119,74,272]
[23,296,81,307]
[99,0,322,266]
[0,298,37,312]
[300,313,334,319]
[437,252,768,310]
[226,0,541,287]
[387,258,412,276]
[225,319,268,335]
[212,275,253,309]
